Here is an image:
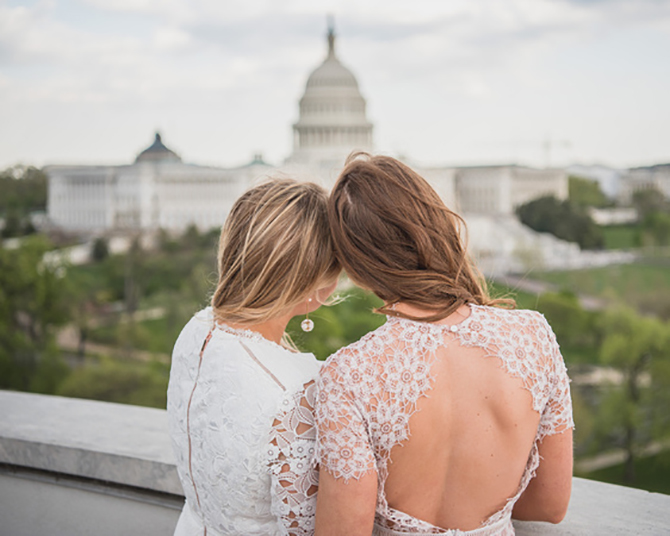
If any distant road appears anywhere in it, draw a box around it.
[492,274,606,311]
[576,439,670,473]
[56,324,170,363]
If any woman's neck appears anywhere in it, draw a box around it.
[225,312,293,345]
[392,302,472,325]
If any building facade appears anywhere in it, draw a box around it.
[617,164,670,205]
[47,134,271,232]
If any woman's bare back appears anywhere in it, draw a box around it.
[315,304,573,535]
[385,341,541,530]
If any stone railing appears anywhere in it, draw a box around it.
[1,390,669,535]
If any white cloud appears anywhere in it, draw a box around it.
[80,0,196,23]
[152,26,192,51]
[1,0,670,168]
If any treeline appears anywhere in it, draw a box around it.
[0,165,48,238]
[3,231,670,489]
[0,227,220,407]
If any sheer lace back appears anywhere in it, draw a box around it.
[315,305,573,535]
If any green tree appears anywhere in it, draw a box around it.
[536,291,598,363]
[1,206,24,238]
[569,176,610,208]
[641,211,670,247]
[57,357,169,408]
[632,188,668,220]
[0,236,71,392]
[0,165,48,214]
[597,307,670,483]
[182,223,201,248]
[516,196,604,249]
[91,237,110,262]
[0,166,48,238]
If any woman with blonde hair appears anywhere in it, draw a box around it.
[167,178,340,536]
[315,154,573,535]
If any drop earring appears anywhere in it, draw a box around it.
[301,298,314,332]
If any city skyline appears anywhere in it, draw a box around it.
[1,0,670,170]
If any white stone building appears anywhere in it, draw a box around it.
[46,23,575,273]
[455,165,567,215]
[617,164,670,205]
[47,134,271,232]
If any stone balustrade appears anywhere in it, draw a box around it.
[1,390,669,535]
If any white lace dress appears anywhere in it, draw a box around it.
[315,305,574,536]
[167,307,320,536]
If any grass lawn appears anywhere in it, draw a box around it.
[580,448,670,496]
[532,260,670,305]
[601,225,640,250]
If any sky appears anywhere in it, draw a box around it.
[1,0,669,170]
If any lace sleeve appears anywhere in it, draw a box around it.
[314,354,377,482]
[267,381,319,536]
[537,317,575,439]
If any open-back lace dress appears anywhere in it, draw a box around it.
[315,305,574,536]
[167,307,320,536]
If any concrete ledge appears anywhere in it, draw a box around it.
[1,390,670,535]
[0,390,181,495]
[514,477,670,535]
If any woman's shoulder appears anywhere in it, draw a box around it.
[172,307,214,356]
[471,303,547,324]
[467,304,556,340]
[466,305,563,372]
[318,321,396,388]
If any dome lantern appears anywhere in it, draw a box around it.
[327,16,335,58]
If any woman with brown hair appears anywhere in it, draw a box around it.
[167,178,340,536]
[314,154,573,535]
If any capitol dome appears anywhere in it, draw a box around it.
[289,23,373,166]
[305,47,359,89]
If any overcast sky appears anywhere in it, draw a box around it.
[1,0,669,170]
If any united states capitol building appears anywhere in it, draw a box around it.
[47,26,584,274]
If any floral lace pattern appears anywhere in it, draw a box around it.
[268,382,319,536]
[315,305,574,535]
[167,308,320,536]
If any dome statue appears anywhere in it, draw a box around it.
[289,20,373,166]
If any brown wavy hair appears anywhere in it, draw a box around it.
[328,153,512,322]
[212,178,340,325]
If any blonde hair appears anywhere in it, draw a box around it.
[329,153,513,322]
[212,178,340,325]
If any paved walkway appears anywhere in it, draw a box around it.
[575,439,670,473]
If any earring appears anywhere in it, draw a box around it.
[301,298,314,332]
